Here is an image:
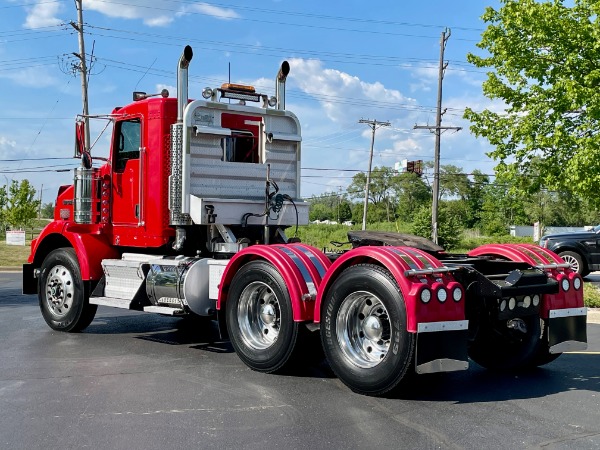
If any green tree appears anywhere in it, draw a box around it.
[465,0,600,203]
[309,203,333,222]
[0,185,7,229]
[338,201,353,222]
[6,180,39,228]
[465,170,489,229]
[411,203,462,250]
[348,167,397,223]
[392,172,431,222]
[40,202,55,219]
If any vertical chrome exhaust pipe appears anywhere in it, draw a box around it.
[177,45,193,122]
[172,45,193,223]
[276,61,290,110]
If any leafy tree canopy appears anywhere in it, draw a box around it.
[465,0,600,202]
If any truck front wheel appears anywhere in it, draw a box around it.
[226,260,299,373]
[321,264,415,396]
[39,248,97,332]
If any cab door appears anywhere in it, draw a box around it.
[111,118,141,226]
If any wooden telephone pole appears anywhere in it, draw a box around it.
[359,118,390,230]
[414,28,461,244]
[70,0,90,153]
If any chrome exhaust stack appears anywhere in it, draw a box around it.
[170,45,194,226]
[177,45,193,122]
[276,61,290,110]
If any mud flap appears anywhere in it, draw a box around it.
[548,308,587,354]
[22,263,37,295]
[415,320,470,374]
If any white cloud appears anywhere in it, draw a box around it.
[177,3,240,20]
[0,67,59,88]
[0,136,17,151]
[85,0,173,27]
[23,1,63,29]
[287,58,416,125]
[83,0,240,27]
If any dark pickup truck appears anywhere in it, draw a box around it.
[539,225,600,276]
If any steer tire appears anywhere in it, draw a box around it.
[321,264,415,397]
[39,248,97,332]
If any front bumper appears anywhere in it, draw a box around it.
[415,320,469,374]
[548,307,587,353]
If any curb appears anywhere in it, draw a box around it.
[0,267,22,273]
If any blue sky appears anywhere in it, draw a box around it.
[1,0,502,202]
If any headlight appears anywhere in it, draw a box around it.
[437,288,447,303]
[573,277,582,290]
[420,288,431,304]
[508,297,516,310]
[523,296,531,308]
[202,87,213,99]
[532,294,540,307]
[500,300,507,311]
[561,278,570,291]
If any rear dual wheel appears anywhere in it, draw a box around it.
[226,260,300,373]
[321,264,415,396]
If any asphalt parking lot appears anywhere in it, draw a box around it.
[1,272,600,449]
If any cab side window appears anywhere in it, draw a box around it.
[114,119,141,172]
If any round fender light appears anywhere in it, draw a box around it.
[573,277,582,290]
[420,288,432,304]
[437,288,447,303]
[561,278,570,292]
[452,287,462,302]
[508,297,516,310]
[532,294,540,307]
[523,296,531,308]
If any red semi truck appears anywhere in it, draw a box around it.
[23,46,587,396]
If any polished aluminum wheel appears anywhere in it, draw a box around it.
[237,281,281,350]
[336,291,392,369]
[45,264,75,318]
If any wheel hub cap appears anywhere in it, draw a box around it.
[45,265,74,317]
[336,291,392,369]
[363,315,383,341]
[237,281,281,350]
[260,303,276,325]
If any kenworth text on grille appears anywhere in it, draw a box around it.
[22,46,587,396]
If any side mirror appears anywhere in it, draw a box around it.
[81,151,92,169]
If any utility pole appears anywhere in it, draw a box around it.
[70,0,90,153]
[38,184,43,218]
[359,118,391,230]
[414,28,461,244]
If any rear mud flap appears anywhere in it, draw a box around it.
[415,320,469,374]
[548,308,587,354]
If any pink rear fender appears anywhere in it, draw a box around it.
[217,244,330,322]
[314,246,465,333]
[467,243,584,317]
